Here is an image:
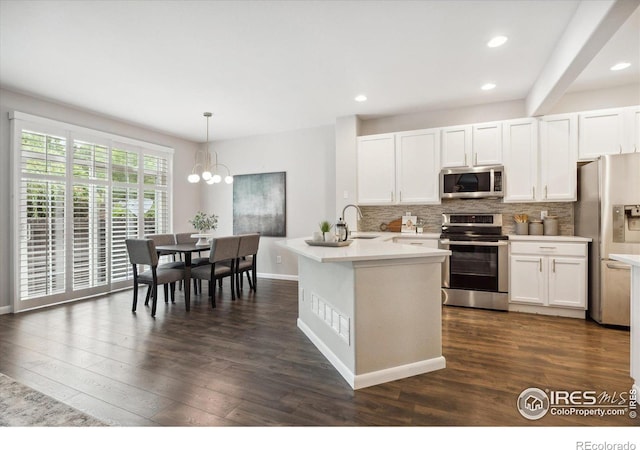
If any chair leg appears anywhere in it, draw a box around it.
[164,284,169,303]
[252,268,257,291]
[145,286,151,305]
[170,282,176,303]
[132,280,139,312]
[210,279,216,309]
[247,271,254,290]
[151,284,158,317]
[218,278,222,288]
[230,275,236,301]
[235,272,241,296]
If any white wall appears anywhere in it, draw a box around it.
[201,125,336,279]
[0,88,201,311]
[549,83,640,114]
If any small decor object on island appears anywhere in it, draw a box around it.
[319,220,333,242]
[401,213,417,233]
[189,211,218,245]
[514,214,529,235]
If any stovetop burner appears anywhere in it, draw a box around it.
[441,213,508,241]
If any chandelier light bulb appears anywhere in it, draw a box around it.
[206,177,215,185]
[212,174,222,183]
[225,175,234,184]
[188,173,200,183]
[202,170,212,181]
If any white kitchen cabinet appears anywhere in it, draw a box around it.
[357,129,440,205]
[396,129,441,204]
[472,121,503,166]
[502,118,538,202]
[356,134,396,204]
[578,108,627,160]
[441,123,502,168]
[509,240,588,318]
[440,125,472,168]
[630,106,640,153]
[539,113,578,201]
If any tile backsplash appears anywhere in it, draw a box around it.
[358,199,574,235]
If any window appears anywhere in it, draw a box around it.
[11,112,173,312]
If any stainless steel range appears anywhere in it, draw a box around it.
[440,213,509,311]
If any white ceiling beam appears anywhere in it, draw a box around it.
[526,0,640,117]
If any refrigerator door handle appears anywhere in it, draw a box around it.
[606,262,631,271]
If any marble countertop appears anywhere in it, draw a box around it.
[609,254,640,267]
[277,237,450,263]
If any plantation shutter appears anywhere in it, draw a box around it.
[19,130,67,300]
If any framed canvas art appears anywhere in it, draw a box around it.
[233,171,286,237]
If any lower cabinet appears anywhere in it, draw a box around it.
[392,237,439,248]
[509,240,587,318]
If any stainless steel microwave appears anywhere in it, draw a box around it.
[440,165,504,199]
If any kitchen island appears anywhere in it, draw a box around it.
[609,254,640,393]
[278,237,450,389]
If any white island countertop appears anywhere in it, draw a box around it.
[278,237,449,263]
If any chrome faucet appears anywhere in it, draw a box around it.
[341,204,363,238]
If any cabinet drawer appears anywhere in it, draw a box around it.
[510,241,586,257]
[393,238,439,248]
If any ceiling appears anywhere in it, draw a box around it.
[0,0,638,143]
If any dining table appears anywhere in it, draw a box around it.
[155,242,210,311]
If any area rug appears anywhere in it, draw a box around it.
[0,373,106,426]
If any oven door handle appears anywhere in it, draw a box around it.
[440,239,508,247]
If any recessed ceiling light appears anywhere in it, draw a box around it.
[487,36,508,48]
[610,62,631,71]
[355,94,367,102]
[481,83,496,91]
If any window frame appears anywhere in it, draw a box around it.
[10,111,174,312]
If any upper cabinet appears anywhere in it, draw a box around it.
[395,129,441,204]
[356,133,396,204]
[472,121,503,166]
[539,113,578,201]
[578,106,640,160]
[440,125,472,168]
[357,129,440,205]
[441,122,502,168]
[502,118,538,202]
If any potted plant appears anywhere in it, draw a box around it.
[189,211,218,244]
[319,220,333,242]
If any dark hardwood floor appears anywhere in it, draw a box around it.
[0,279,636,427]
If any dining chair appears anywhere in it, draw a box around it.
[174,232,210,294]
[235,233,260,294]
[190,236,240,308]
[125,238,185,317]
[145,233,184,302]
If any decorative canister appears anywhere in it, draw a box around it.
[544,216,559,236]
[529,220,543,235]
[515,222,529,235]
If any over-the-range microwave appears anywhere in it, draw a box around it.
[440,165,504,199]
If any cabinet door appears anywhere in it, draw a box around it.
[396,129,441,204]
[357,134,396,204]
[472,122,502,166]
[509,255,546,305]
[441,125,471,168]
[539,114,578,201]
[503,119,538,202]
[578,109,626,160]
[630,106,640,153]
[548,257,586,309]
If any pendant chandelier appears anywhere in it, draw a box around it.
[187,112,233,184]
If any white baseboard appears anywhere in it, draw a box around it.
[0,305,13,315]
[297,318,446,390]
[257,272,298,282]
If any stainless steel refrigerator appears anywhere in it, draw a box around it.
[575,153,640,326]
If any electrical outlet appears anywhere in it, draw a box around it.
[343,190,348,199]
[276,255,282,264]
[541,210,548,220]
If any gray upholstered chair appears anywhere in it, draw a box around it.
[235,233,260,294]
[191,236,240,308]
[174,232,210,266]
[125,238,185,317]
[145,233,184,302]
